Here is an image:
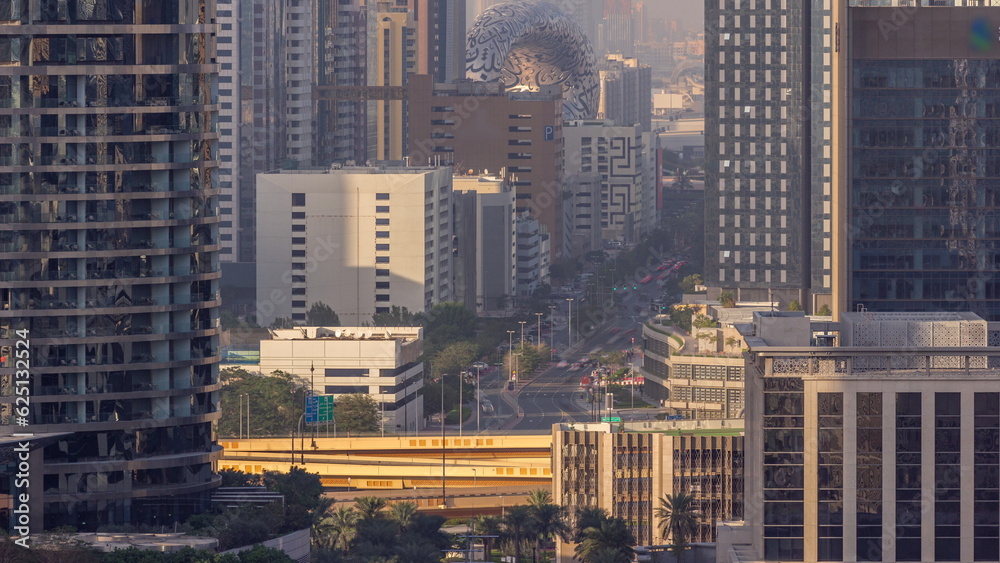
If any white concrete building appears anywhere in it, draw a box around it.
[255,165,454,326]
[260,326,424,435]
[453,175,517,313]
[516,214,550,297]
[563,120,650,242]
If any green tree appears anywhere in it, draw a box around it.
[218,370,307,437]
[655,493,701,562]
[219,469,260,487]
[423,302,477,353]
[271,317,295,329]
[429,341,478,380]
[725,336,741,353]
[787,300,803,312]
[316,506,359,553]
[220,366,253,384]
[372,305,417,327]
[573,516,635,563]
[355,496,388,521]
[307,302,341,326]
[387,501,419,532]
[335,394,381,434]
[817,304,832,316]
[472,515,503,559]
[692,314,716,329]
[572,507,610,543]
[262,467,323,511]
[501,505,536,563]
[718,291,736,308]
[678,274,703,293]
[668,306,694,332]
[527,490,570,563]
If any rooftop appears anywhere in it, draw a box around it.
[267,326,422,342]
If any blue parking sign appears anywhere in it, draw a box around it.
[544,125,554,140]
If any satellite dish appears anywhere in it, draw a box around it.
[335,330,343,338]
[362,332,371,339]
[342,331,353,338]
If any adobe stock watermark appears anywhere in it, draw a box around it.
[12,327,33,547]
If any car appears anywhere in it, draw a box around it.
[471,362,489,370]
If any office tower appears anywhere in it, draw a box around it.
[553,422,743,552]
[598,55,653,133]
[370,4,417,162]
[599,0,634,56]
[314,0,368,166]
[254,165,454,327]
[837,3,1000,321]
[705,0,834,312]
[260,327,425,435]
[453,175,517,313]
[563,173,603,258]
[640,323,745,419]
[407,74,566,258]
[409,0,466,83]
[0,1,221,530]
[516,215,550,297]
[563,120,648,242]
[723,310,1000,563]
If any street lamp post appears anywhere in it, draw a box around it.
[518,321,526,349]
[459,371,465,437]
[507,331,515,383]
[476,366,482,434]
[535,312,543,349]
[548,305,556,357]
[441,373,447,508]
[566,298,575,347]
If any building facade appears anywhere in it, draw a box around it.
[598,55,651,133]
[255,165,454,326]
[0,0,222,530]
[705,0,833,311]
[370,5,416,162]
[259,327,425,435]
[516,214,550,297]
[563,120,649,242]
[722,310,1000,563]
[453,175,517,313]
[407,74,566,258]
[553,421,743,554]
[641,324,745,420]
[841,4,1000,321]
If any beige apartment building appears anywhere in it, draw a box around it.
[260,327,424,434]
[552,421,743,558]
[255,165,454,326]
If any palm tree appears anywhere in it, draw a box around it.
[574,516,635,563]
[718,291,736,308]
[355,496,388,521]
[572,507,610,544]
[472,515,502,560]
[388,501,419,532]
[527,489,552,507]
[502,505,536,563]
[319,505,360,553]
[655,493,701,563]
[354,518,400,561]
[394,540,441,563]
[527,498,570,563]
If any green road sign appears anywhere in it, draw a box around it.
[306,395,335,424]
[601,416,622,422]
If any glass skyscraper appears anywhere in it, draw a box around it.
[0,0,221,530]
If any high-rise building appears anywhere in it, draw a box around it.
[836,3,1000,321]
[516,214,551,297]
[409,0,466,83]
[552,421,744,552]
[315,0,368,166]
[722,310,1000,563]
[563,120,649,242]
[453,175,517,313]
[599,0,634,56]
[407,74,566,258]
[598,55,652,133]
[0,1,221,530]
[705,0,834,312]
[370,4,416,162]
[254,165,454,327]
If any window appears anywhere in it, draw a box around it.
[376,281,390,289]
[376,206,389,213]
[292,263,305,270]
[292,249,306,257]
[375,256,389,263]
[375,295,391,302]
[292,300,306,308]
[292,193,305,206]
[292,237,306,245]
[375,193,390,200]
[376,269,390,276]
[292,288,306,295]
[375,231,389,238]
[375,307,390,314]
[291,275,306,283]
[292,224,305,232]
[292,211,305,219]
[376,243,389,251]
[376,218,389,226]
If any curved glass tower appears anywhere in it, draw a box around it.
[0,0,221,530]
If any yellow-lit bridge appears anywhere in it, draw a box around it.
[219,435,553,516]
